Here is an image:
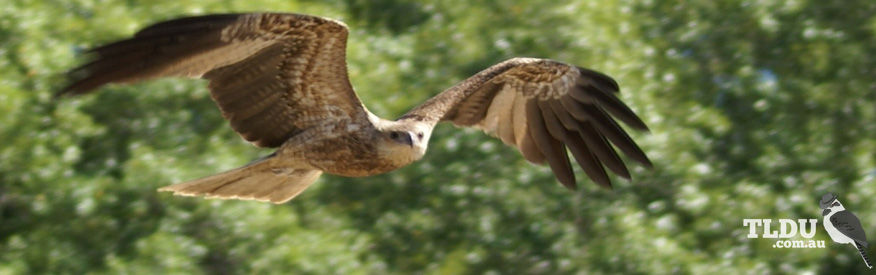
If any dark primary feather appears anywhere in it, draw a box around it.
[62,14,243,95]
[527,100,576,189]
[547,100,614,187]
[537,100,578,189]
[403,58,651,189]
[572,83,649,131]
[133,14,244,38]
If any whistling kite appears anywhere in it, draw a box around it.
[62,13,652,203]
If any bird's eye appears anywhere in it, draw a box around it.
[417,132,424,139]
[389,132,400,139]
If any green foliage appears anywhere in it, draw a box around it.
[2,0,875,274]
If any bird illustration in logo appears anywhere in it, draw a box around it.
[820,193,873,269]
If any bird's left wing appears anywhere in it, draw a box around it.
[401,58,651,189]
[831,211,869,246]
[60,13,369,148]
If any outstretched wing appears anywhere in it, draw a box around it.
[402,58,651,189]
[831,211,869,246]
[60,13,369,147]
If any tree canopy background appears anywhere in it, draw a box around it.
[2,0,875,273]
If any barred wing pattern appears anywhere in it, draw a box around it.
[402,58,651,189]
[61,13,369,148]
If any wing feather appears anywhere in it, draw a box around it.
[231,100,289,141]
[557,125,611,188]
[547,100,579,130]
[511,90,530,147]
[450,81,502,126]
[560,96,650,168]
[61,13,370,148]
[482,85,518,145]
[581,106,652,167]
[553,96,629,178]
[402,58,650,188]
[524,100,561,170]
[577,84,648,130]
[535,100,576,189]
[515,95,545,164]
[578,122,631,179]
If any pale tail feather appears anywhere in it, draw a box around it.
[158,158,322,204]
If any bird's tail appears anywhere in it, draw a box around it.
[158,156,322,204]
[855,241,874,269]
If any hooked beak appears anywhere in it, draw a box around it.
[405,132,416,147]
[389,131,416,147]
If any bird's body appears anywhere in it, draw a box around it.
[824,209,857,245]
[275,114,431,177]
[61,13,651,203]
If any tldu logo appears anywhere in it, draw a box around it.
[742,219,821,248]
[742,193,873,269]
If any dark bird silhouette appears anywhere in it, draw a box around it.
[821,193,873,269]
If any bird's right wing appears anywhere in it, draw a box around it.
[831,211,869,246]
[61,13,370,148]
[401,58,651,189]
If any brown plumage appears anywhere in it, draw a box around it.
[60,12,652,203]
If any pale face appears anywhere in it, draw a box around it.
[373,120,432,167]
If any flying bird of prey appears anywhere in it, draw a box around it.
[61,13,652,203]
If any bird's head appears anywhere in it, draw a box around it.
[820,193,846,216]
[372,118,432,165]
